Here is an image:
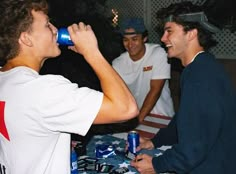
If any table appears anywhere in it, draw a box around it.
[77,134,163,174]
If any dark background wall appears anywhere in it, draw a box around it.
[41,0,124,91]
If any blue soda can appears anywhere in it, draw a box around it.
[71,149,78,174]
[57,28,74,46]
[95,144,116,158]
[127,131,139,154]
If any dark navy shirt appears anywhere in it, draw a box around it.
[152,52,236,173]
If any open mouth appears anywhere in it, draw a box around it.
[165,44,172,48]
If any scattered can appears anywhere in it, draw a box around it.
[57,28,74,46]
[95,144,116,158]
[71,148,78,174]
[127,131,139,154]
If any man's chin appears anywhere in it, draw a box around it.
[56,50,61,57]
[167,50,175,58]
[167,53,174,58]
[53,49,61,58]
[45,50,61,59]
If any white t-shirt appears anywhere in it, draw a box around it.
[112,43,174,117]
[0,67,103,174]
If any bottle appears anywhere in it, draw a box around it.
[71,148,78,174]
[57,28,74,46]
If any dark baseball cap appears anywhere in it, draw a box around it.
[119,18,147,35]
[165,12,220,33]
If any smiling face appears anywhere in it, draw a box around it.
[27,10,61,61]
[161,22,189,61]
[122,28,147,61]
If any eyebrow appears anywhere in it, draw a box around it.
[163,26,171,31]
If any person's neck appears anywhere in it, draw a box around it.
[129,45,146,62]
[0,57,41,72]
[182,48,204,66]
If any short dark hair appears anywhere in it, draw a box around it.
[156,1,218,50]
[0,0,48,61]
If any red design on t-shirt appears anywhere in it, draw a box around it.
[0,101,10,141]
[143,66,153,71]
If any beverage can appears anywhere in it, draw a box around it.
[57,28,74,46]
[71,148,78,174]
[95,144,116,158]
[127,131,139,154]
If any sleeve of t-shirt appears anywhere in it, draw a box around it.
[36,75,103,136]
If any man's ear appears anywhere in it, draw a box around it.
[18,32,33,47]
[143,36,148,43]
[188,28,198,41]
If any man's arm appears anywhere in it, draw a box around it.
[138,79,165,122]
[68,23,139,124]
[151,115,178,147]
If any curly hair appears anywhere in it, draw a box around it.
[0,0,48,61]
[155,1,217,50]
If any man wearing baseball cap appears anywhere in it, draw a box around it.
[130,2,236,174]
[112,18,175,126]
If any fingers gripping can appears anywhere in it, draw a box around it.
[127,131,140,154]
[57,28,74,46]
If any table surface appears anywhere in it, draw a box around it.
[78,134,163,174]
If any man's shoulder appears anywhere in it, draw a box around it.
[144,43,167,62]
[146,43,162,49]
[112,52,129,64]
[146,43,166,54]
